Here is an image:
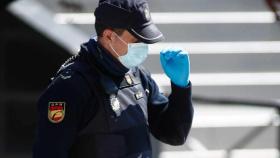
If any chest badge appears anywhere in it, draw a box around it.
[110,94,121,116]
[135,91,144,100]
[125,74,133,85]
[48,102,65,123]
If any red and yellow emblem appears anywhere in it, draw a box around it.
[48,102,65,123]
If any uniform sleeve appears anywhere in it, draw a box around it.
[33,72,90,158]
[147,75,194,146]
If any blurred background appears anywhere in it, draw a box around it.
[1,0,280,158]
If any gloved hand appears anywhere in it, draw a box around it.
[160,48,190,87]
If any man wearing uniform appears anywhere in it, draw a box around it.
[33,0,193,157]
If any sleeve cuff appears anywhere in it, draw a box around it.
[171,81,192,91]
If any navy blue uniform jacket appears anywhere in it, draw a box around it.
[33,37,193,158]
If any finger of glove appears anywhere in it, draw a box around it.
[160,54,171,78]
[160,48,182,55]
[175,53,190,74]
[160,51,179,61]
[176,53,189,61]
[167,48,183,53]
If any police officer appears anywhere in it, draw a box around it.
[33,0,193,157]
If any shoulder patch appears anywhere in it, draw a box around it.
[48,102,66,123]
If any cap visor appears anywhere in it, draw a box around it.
[129,23,164,44]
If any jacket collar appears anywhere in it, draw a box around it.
[80,36,129,77]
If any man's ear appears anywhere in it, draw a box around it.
[103,29,115,42]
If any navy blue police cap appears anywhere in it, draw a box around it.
[94,0,164,44]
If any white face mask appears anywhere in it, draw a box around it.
[109,33,149,69]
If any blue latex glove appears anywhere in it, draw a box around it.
[160,48,190,87]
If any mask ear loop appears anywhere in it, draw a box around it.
[113,32,128,46]
[109,43,121,57]
[109,32,129,57]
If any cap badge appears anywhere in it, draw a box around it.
[144,7,151,21]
